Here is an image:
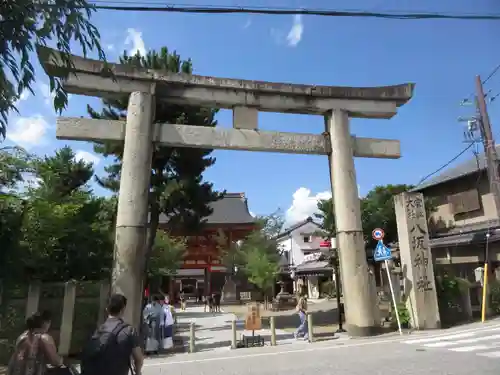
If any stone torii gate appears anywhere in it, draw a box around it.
[38,46,414,336]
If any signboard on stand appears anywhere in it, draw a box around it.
[244,303,262,331]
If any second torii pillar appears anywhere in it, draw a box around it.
[327,109,379,335]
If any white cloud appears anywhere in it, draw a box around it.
[125,28,146,56]
[38,82,55,106]
[38,82,72,107]
[7,115,50,149]
[74,150,101,165]
[23,174,41,189]
[106,44,115,51]
[285,187,331,225]
[12,89,30,107]
[270,28,285,45]
[19,90,30,101]
[243,18,252,29]
[286,15,303,47]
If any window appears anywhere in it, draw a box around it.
[303,235,312,243]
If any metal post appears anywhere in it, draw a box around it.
[307,313,314,343]
[189,322,195,353]
[231,319,237,349]
[270,316,277,346]
[334,253,346,333]
[385,260,402,335]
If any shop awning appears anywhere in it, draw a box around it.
[296,261,333,276]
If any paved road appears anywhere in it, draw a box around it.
[175,306,300,352]
[402,320,500,358]
[143,320,500,375]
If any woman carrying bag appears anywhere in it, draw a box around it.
[8,311,72,375]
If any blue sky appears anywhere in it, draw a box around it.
[4,0,500,225]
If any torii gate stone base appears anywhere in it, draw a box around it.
[39,46,414,336]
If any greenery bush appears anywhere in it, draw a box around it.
[436,275,471,326]
[391,302,411,328]
[489,280,500,314]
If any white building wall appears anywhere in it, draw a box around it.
[278,221,329,267]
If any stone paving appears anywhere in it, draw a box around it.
[175,305,308,353]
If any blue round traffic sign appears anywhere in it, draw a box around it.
[372,228,385,240]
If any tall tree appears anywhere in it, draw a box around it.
[87,47,222,264]
[0,146,32,191]
[148,231,187,279]
[315,184,436,248]
[18,146,114,281]
[217,211,285,271]
[1,0,105,138]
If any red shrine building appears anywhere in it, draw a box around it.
[157,193,256,298]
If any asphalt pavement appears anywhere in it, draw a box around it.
[143,320,500,375]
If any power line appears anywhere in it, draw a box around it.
[462,65,500,105]
[482,64,500,85]
[37,2,500,20]
[416,143,475,186]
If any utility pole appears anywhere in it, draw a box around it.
[476,75,500,216]
[475,75,500,322]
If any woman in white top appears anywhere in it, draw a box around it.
[160,298,175,350]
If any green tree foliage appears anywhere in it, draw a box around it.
[14,146,114,281]
[315,184,437,248]
[0,146,32,191]
[1,0,105,138]
[243,239,279,297]
[87,47,222,262]
[148,231,186,278]
[234,212,284,296]
[217,211,284,271]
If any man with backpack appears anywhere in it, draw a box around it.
[81,293,144,375]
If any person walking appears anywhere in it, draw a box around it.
[143,296,163,354]
[179,291,186,311]
[213,292,221,313]
[160,298,175,350]
[81,293,144,375]
[8,311,64,375]
[294,296,309,340]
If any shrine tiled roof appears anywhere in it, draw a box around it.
[158,192,255,225]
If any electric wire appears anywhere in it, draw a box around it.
[35,1,500,20]
[416,143,475,186]
[462,64,500,105]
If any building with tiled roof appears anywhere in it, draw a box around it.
[408,149,500,285]
[158,193,257,301]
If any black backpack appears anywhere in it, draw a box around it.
[80,320,129,375]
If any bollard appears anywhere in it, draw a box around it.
[189,322,195,353]
[307,313,314,343]
[231,319,237,349]
[270,316,277,346]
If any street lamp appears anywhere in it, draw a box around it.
[234,265,238,274]
[330,248,346,333]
